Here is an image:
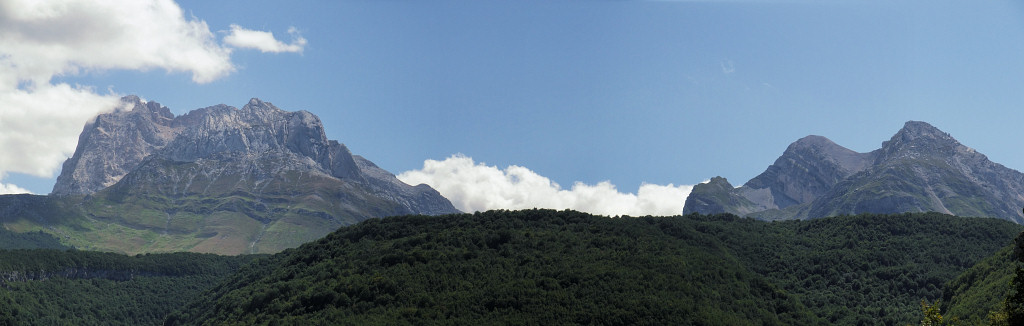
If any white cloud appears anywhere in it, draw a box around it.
[0,0,306,192]
[398,154,695,216]
[0,181,32,195]
[0,84,120,178]
[224,25,307,53]
[0,0,234,85]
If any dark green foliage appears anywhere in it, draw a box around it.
[1002,267,1024,325]
[943,228,1024,325]
[168,210,1018,325]
[0,209,1010,325]
[941,245,1016,323]
[0,228,67,250]
[692,212,1020,325]
[168,209,823,326]
[0,249,258,325]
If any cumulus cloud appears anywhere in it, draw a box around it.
[224,25,307,53]
[0,84,121,178]
[398,154,695,216]
[0,181,31,195]
[0,0,305,192]
[0,0,234,85]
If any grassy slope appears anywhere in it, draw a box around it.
[0,170,398,255]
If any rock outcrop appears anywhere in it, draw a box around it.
[53,95,177,196]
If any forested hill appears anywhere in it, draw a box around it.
[0,250,258,325]
[166,210,1021,325]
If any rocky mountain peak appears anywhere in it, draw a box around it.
[734,134,874,211]
[245,97,274,109]
[52,95,457,222]
[789,135,832,149]
[52,96,180,196]
[895,121,951,140]
[43,96,459,253]
[703,176,733,190]
[685,120,1024,223]
[784,135,872,172]
[241,98,284,118]
[118,95,174,121]
[877,121,964,162]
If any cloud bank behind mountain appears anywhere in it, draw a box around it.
[399,154,696,216]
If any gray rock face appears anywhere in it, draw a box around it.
[807,121,1024,223]
[683,176,766,216]
[52,96,459,217]
[744,135,875,209]
[53,96,177,196]
[685,121,1024,223]
[683,135,873,216]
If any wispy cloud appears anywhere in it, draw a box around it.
[0,0,306,193]
[398,154,694,216]
[224,25,307,54]
[720,59,736,74]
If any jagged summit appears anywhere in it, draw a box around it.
[684,121,1024,223]
[40,96,459,253]
[55,96,352,195]
[53,97,177,195]
[893,121,954,141]
[876,121,966,162]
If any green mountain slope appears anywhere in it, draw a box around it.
[0,226,67,250]
[167,210,1019,325]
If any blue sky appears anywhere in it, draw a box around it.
[4,0,1024,215]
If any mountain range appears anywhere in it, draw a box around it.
[0,99,1023,324]
[4,100,1021,255]
[0,96,458,254]
[684,121,1024,223]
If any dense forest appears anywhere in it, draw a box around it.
[0,210,1018,325]
[942,245,1017,323]
[164,210,1020,325]
[695,212,1020,324]
[0,249,258,325]
[167,210,821,325]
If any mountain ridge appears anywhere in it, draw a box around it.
[685,121,1024,223]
